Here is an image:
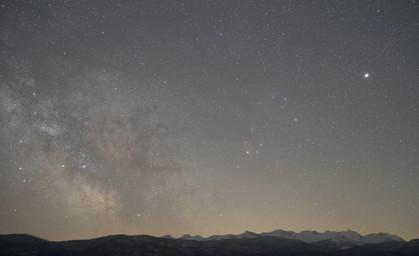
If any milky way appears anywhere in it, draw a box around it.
[0,1,418,241]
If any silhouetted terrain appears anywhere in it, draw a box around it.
[1,233,418,256]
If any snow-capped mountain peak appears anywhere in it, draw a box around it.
[236,231,259,239]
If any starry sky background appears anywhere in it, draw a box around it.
[0,0,418,241]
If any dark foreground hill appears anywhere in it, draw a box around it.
[0,233,418,256]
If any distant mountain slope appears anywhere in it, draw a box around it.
[180,229,404,246]
[261,229,404,246]
[0,232,416,256]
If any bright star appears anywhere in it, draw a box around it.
[364,73,369,78]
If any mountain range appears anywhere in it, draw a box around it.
[1,229,418,256]
[177,229,404,246]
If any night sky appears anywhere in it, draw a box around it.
[0,0,418,241]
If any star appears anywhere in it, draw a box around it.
[364,73,369,78]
